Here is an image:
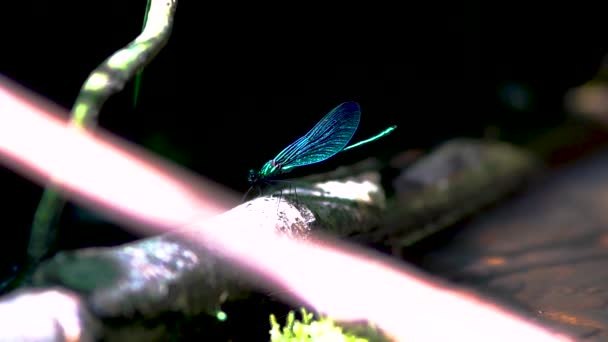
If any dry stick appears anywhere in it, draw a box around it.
[28,142,544,341]
[26,0,179,271]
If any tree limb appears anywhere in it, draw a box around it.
[14,140,542,341]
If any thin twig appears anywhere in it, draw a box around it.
[25,0,179,280]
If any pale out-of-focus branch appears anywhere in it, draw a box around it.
[0,76,573,341]
[0,76,235,236]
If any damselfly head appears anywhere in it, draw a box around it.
[248,169,259,186]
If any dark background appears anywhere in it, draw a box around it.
[2,2,605,190]
[0,1,607,339]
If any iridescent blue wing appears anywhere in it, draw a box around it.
[272,101,361,171]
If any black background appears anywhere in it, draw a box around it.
[0,1,607,339]
[2,2,604,186]
[2,2,605,190]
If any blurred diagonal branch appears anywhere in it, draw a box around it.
[25,0,179,281]
[0,77,571,341]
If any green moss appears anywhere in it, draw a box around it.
[269,308,388,342]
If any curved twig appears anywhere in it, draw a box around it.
[25,0,179,281]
